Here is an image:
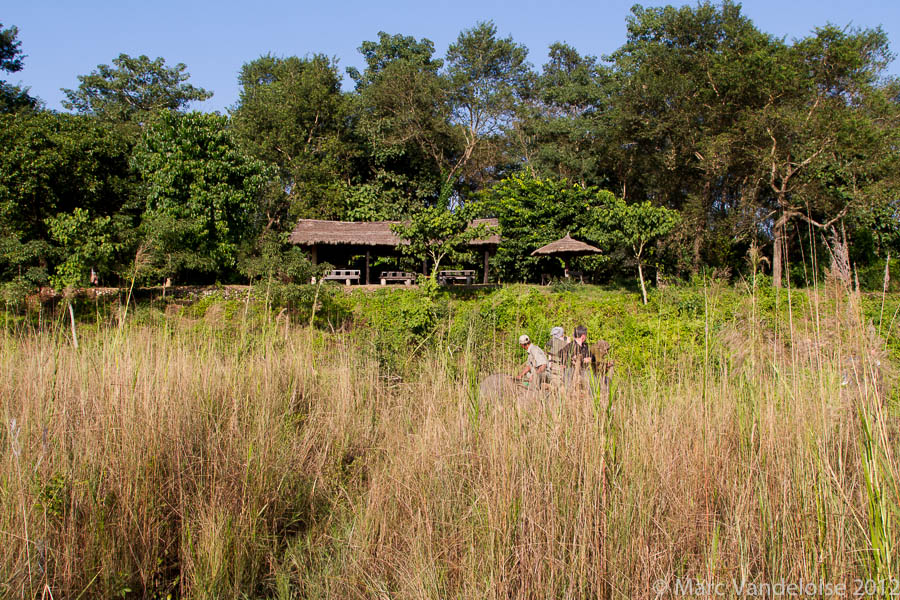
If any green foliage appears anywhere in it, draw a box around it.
[2,15,899,291]
[514,42,612,187]
[857,259,900,294]
[605,1,778,272]
[133,111,271,282]
[391,202,491,277]
[0,22,37,113]
[479,175,614,281]
[347,287,443,371]
[859,200,900,261]
[445,21,530,185]
[592,198,681,258]
[62,53,212,123]
[446,21,529,139]
[0,81,37,113]
[350,32,452,212]
[590,197,681,303]
[348,31,443,87]
[46,208,118,289]
[238,230,316,284]
[232,54,357,222]
[0,23,25,73]
[0,111,137,287]
[343,182,404,221]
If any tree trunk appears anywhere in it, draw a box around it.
[365,249,370,285]
[772,217,785,288]
[692,231,703,275]
[637,262,648,305]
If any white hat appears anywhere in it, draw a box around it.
[518,334,530,345]
[550,326,564,338]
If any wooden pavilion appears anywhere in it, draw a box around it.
[288,218,500,284]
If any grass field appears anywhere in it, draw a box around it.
[1,280,898,598]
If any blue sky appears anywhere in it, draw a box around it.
[5,0,899,114]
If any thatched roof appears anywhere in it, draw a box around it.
[289,219,401,247]
[469,218,502,246]
[531,234,602,256]
[289,218,500,247]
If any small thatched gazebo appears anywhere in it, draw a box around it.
[531,234,602,280]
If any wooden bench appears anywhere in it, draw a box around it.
[379,271,417,285]
[322,269,360,285]
[437,269,476,285]
[541,271,584,285]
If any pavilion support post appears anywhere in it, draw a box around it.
[310,245,318,265]
[365,249,370,285]
[483,250,489,284]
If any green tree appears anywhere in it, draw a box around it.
[132,111,270,282]
[238,230,317,312]
[347,24,531,216]
[0,111,137,288]
[62,54,212,124]
[46,208,118,289]
[479,175,614,282]
[232,54,357,222]
[592,198,680,304]
[349,32,452,215]
[606,1,777,273]
[752,25,896,286]
[348,32,443,88]
[0,22,38,113]
[606,3,898,284]
[391,199,490,281]
[445,21,531,186]
[514,43,613,187]
[0,23,24,73]
[239,230,314,284]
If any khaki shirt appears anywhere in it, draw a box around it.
[527,344,549,370]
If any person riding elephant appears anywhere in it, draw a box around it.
[516,333,549,387]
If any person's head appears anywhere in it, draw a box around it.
[573,325,587,342]
[518,333,531,348]
[550,326,564,339]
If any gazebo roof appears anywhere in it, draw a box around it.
[289,218,500,247]
[531,234,602,256]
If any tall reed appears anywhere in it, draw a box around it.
[0,283,896,599]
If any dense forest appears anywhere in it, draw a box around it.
[2,1,899,295]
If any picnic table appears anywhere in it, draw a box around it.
[379,271,417,285]
[322,269,360,285]
[437,269,476,285]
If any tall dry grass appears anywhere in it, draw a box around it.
[1,283,897,599]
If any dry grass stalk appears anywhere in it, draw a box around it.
[0,287,896,598]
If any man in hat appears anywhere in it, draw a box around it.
[516,333,548,386]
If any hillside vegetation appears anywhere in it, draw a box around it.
[1,281,898,598]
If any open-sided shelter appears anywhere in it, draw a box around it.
[289,218,500,284]
[531,234,602,280]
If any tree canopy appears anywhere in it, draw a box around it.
[3,6,899,293]
[232,54,356,222]
[0,23,38,113]
[132,111,270,282]
[62,54,212,124]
